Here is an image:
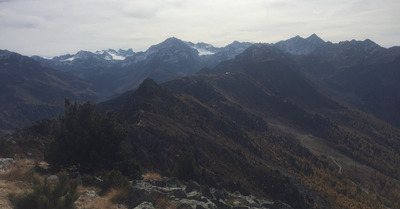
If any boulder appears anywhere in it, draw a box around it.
[185,180,201,193]
[163,187,187,199]
[83,190,97,200]
[46,175,59,182]
[133,201,155,209]
[201,187,215,200]
[261,200,274,208]
[0,158,14,171]
[128,186,156,208]
[211,199,232,209]
[187,191,202,201]
[212,189,229,201]
[163,177,181,187]
[272,200,293,209]
[177,199,215,209]
[244,196,259,207]
[148,179,166,187]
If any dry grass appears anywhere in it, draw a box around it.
[0,159,40,182]
[0,159,36,209]
[142,172,162,181]
[0,180,32,209]
[155,197,176,209]
[74,186,128,209]
[0,159,129,209]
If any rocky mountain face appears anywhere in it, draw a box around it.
[0,50,97,134]
[129,177,293,209]
[274,34,326,55]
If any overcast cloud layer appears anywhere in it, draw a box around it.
[1,0,399,56]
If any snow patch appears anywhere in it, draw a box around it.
[62,57,75,62]
[108,51,125,60]
[191,46,215,55]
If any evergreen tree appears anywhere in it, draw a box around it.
[45,99,141,178]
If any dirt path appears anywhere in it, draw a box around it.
[329,156,342,174]
[268,120,375,180]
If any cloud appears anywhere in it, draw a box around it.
[0,0,399,55]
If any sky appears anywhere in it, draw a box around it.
[0,0,399,56]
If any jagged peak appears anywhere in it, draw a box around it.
[162,37,185,45]
[236,43,286,63]
[226,40,252,47]
[363,39,380,47]
[306,33,325,45]
[338,39,381,48]
[136,78,165,98]
[146,37,191,53]
[292,35,302,39]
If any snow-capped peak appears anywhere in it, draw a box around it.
[185,41,218,56]
[191,46,215,55]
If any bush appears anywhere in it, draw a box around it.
[98,170,130,194]
[0,139,13,158]
[8,172,79,209]
[110,187,130,205]
[45,99,141,178]
[173,153,200,181]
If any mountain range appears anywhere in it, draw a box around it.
[0,50,97,135]
[2,34,400,137]
[30,34,328,101]
[31,38,253,99]
[1,34,400,208]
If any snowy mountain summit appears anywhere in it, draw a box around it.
[95,49,135,60]
[274,34,326,55]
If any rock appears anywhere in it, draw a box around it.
[128,186,155,208]
[0,158,14,171]
[163,187,187,199]
[148,179,166,187]
[164,177,181,187]
[201,187,215,200]
[272,200,293,209]
[211,199,232,209]
[212,189,229,201]
[83,190,97,200]
[261,200,274,208]
[148,189,166,199]
[185,180,201,193]
[177,199,214,209]
[133,201,155,209]
[187,191,202,201]
[244,196,259,207]
[126,177,293,209]
[232,206,249,209]
[205,201,218,209]
[177,201,193,209]
[47,175,59,182]
[233,191,242,196]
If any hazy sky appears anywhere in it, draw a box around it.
[1,0,399,56]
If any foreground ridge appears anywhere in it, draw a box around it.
[129,177,293,209]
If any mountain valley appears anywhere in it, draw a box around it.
[1,34,400,208]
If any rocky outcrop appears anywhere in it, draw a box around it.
[129,177,293,209]
[0,158,14,172]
